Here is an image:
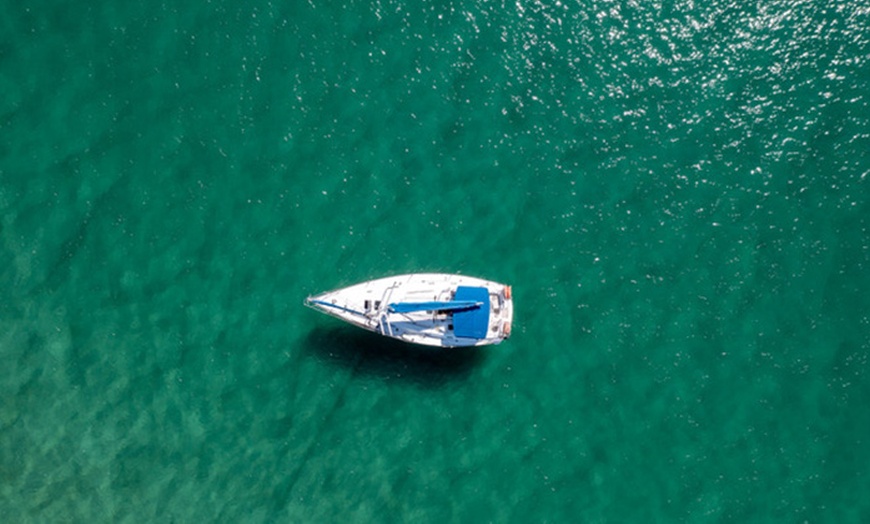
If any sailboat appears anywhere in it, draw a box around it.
[305,273,513,347]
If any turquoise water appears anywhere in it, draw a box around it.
[2,0,868,521]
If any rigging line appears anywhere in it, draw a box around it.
[307,299,367,317]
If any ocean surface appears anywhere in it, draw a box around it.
[2,0,868,521]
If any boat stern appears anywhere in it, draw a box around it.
[493,284,513,342]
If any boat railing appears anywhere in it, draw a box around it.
[379,314,393,337]
[379,282,400,312]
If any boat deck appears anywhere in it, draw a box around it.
[305,273,513,347]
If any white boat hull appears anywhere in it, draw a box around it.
[305,273,513,347]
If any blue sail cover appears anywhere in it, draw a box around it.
[388,300,481,314]
[452,286,490,339]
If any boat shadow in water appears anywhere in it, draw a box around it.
[303,326,486,388]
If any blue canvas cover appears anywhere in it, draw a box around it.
[453,286,490,339]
